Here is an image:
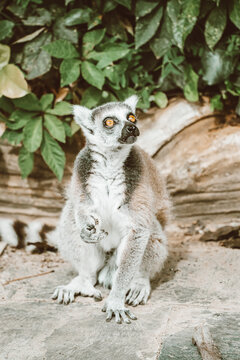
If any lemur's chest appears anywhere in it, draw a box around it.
[87,160,126,213]
[86,158,128,251]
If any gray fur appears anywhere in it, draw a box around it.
[53,96,170,324]
[123,147,142,203]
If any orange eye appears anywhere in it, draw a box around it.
[128,114,136,123]
[105,118,115,127]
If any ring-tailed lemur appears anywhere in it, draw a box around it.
[52,95,171,324]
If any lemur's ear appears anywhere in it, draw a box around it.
[124,95,138,112]
[73,105,92,126]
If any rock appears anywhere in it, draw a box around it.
[150,115,240,225]
[138,97,212,157]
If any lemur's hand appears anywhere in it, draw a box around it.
[80,214,108,244]
[102,295,137,324]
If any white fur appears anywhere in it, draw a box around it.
[87,145,131,252]
[0,218,18,246]
[25,221,43,252]
[124,95,138,112]
[53,97,169,323]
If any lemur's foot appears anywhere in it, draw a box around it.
[126,277,150,306]
[52,280,102,304]
[81,214,108,244]
[102,296,137,324]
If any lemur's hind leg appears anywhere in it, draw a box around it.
[52,224,105,304]
[126,222,168,306]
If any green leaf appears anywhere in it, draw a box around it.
[0,64,28,99]
[60,59,81,86]
[229,0,240,30]
[82,29,106,56]
[135,5,163,49]
[138,88,151,109]
[204,5,227,49]
[150,14,173,58]
[135,1,158,18]
[18,146,34,179]
[43,39,79,59]
[0,20,14,41]
[114,0,131,10]
[201,49,237,86]
[63,122,72,137]
[114,87,135,101]
[1,129,23,145]
[0,96,14,113]
[64,8,92,26]
[89,45,130,68]
[154,91,168,108]
[23,117,43,152]
[183,65,199,102]
[21,32,52,80]
[104,13,127,41]
[41,130,65,181]
[210,94,223,111]
[81,61,105,90]
[88,11,102,30]
[53,17,78,44]
[71,120,80,136]
[13,28,45,44]
[167,0,201,50]
[8,110,35,130]
[44,114,66,143]
[47,101,72,116]
[22,8,52,26]
[0,44,10,71]
[40,94,54,111]
[12,93,42,111]
[81,87,102,108]
[103,1,117,13]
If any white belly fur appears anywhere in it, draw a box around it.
[87,159,130,252]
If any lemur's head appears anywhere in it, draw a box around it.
[73,95,140,148]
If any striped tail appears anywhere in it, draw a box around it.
[0,218,58,253]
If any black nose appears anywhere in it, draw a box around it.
[126,124,140,136]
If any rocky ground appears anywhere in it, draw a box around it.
[0,225,239,360]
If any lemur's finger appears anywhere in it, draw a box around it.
[69,291,75,303]
[102,304,107,312]
[93,289,102,301]
[106,310,113,322]
[120,311,131,324]
[126,289,134,302]
[140,292,149,305]
[114,311,121,324]
[126,309,137,320]
[63,291,70,305]
[51,289,58,300]
[128,289,140,304]
[57,289,63,303]
[132,289,145,306]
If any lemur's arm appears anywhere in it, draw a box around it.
[102,180,153,323]
[69,171,105,243]
[102,222,150,322]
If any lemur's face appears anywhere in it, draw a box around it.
[73,95,140,148]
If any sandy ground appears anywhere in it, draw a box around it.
[0,226,239,360]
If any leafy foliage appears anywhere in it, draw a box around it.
[0,93,72,180]
[0,0,240,179]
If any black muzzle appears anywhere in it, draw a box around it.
[118,124,140,144]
